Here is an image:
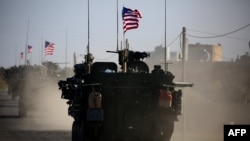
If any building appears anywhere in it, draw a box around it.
[188,43,223,62]
[146,45,170,63]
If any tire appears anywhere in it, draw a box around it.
[72,121,77,141]
[87,123,102,141]
[153,117,175,141]
[72,120,86,141]
[162,119,174,141]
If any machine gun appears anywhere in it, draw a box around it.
[107,50,150,62]
[107,50,150,73]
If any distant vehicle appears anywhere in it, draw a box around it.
[58,42,193,141]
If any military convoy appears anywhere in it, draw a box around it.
[58,41,192,141]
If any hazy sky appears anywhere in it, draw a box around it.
[0,0,249,68]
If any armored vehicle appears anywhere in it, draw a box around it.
[58,43,192,141]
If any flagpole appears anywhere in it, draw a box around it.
[122,6,125,50]
[41,37,44,65]
[39,40,41,65]
[121,6,124,50]
[25,20,30,66]
[18,52,20,67]
[116,0,119,51]
[30,48,32,65]
[65,27,68,77]
[44,39,47,65]
[15,46,17,66]
[37,42,40,66]
[123,32,125,50]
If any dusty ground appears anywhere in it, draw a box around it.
[1,85,249,141]
[0,86,73,141]
[0,109,72,141]
[0,130,70,141]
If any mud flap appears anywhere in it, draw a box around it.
[87,109,104,121]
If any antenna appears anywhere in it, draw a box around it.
[164,0,167,71]
[87,0,90,55]
[86,0,91,74]
[116,0,119,51]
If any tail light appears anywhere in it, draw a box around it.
[88,92,102,109]
[159,89,172,108]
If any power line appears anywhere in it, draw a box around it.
[187,24,250,39]
[187,28,249,41]
[166,32,182,47]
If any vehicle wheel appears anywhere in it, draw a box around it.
[153,117,175,141]
[87,123,102,141]
[162,119,174,141]
[72,120,86,141]
[72,121,77,141]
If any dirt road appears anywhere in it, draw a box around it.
[0,86,73,141]
[0,130,70,141]
[0,82,249,141]
[0,107,72,141]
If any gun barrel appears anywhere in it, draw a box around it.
[106,51,118,53]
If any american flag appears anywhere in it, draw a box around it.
[27,45,32,53]
[122,6,142,33]
[45,41,55,55]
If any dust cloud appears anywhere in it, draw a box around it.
[167,61,250,141]
[12,59,250,141]
[19,72,73,131]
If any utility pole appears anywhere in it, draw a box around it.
[248,41,250,51]
[73,52,77,65]
[181,27,186,141]
[182,27,186,82]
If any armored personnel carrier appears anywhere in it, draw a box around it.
[58,42,192,141]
